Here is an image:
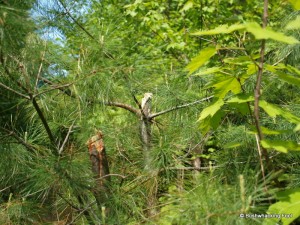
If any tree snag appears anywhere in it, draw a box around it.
[86,131,110,207]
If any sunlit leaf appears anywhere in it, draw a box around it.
[294,123,300,132]
[245,22,299,44]
[286,65,300,77]
[223,142,241,149]
[259,100,300,124]
[199,99,224,121]
[191,24,246,36]
[227,93,254,103]
[192,22,299,44]
[211,76,241,98]
[247,64,258,75]
[199,109,224,134]
[261,139,300,153]
[288,0,300,10]
[223,56,252,65]
[260,127,292,135]
[265,64,300,86]
[275,71,300,86]
[180,1,193,12]
[192,67,221,76]
[186,47,217,74]
[263,188,300,225]
[285,16,300,30]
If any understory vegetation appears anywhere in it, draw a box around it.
[1,0,300,224]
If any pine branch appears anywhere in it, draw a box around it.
[39,77,141,116]
[31,96,56,148]
[149,96,213,119]
[33,82,74,98]
[57,0,95,41]
[0,127,38,152]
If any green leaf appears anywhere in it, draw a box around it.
[259,100,300,124]
[223,56,252,65]
[261,139,300,153]
[199,109,224,134]
[191,23,299,44]
[295,123,300,132]
[265,64,300,86]
[186,47,217,74]
[260,127,292,135]
[275,71,300,86]
[191,24,246,36]
[288,0,300,10]
[247,126,292,135]
[227,93,254,103]
[245,22,299,44]
[180,1,193,12]
[263,188,300,225]
[285,16,300,30]
[192,67,221,76]
[210,75,241,98]
[286,64,300,77]
[223,142,241,149]
[199,99,224,121]
[247,63,258,76]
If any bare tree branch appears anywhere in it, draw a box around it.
[105,101,140,116]
[0,82,30,99]
[58,119,76,155]
[34,47,47,94]
[149,96,213,119]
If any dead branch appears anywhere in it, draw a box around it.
[58,120,76,155]
[105,101,140,116]
[0,82,30,99]
[149,96,213,119]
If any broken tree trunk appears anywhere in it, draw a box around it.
[86,131,110,207]
[140,93,153,171]
[139,93,158,216]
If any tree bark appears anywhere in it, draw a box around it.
[86,131,110,208]
[140,93,153,171]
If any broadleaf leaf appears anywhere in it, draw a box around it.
[261,139,300,153]
[259,100,300,124]
[263,188,300,225]
[186,47,217,74]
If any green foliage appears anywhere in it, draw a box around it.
[288,0,300,10]
[264,188,300,225]
[1,0,300,224]
[157,174,264,225]
[192,22,299,44]
[186,47,217,74]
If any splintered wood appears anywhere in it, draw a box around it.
[86,131,110,186]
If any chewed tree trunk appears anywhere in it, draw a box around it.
[139,93,158,216]
[140,93,153,171]
[86,131,110,207]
